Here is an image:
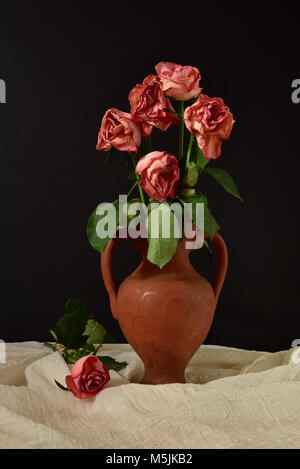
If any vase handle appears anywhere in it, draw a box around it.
[206,232,228,303]
[101,236,122,319]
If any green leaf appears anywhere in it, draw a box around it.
[204,167,243,201]
[183,162,199,187]
[184,195,220,239]
[54,379,69,391]
[87,200,119,254]
[83,319,116,345]
[147,204,180,269]
[98,356,128,371]
[81,343,96,352]
[203,204,220,239]
[190,141,209,171]
[64,299,85,315]
[83,319,106,345]
[43,342,57,352]
[52,299,87,349]
[49,329,57,341]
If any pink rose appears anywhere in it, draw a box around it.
[136,151,180,200]
[155,62,202,101]
[184,94,234,159]
[96,108,141,154]
[65,355,110,399]
[129,75,179,137]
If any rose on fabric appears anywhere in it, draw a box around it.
[135,151,180,200]
[129,75,179,137]
[184,94,234,159]
[65,355,110,399]
[155,62,202,101]
[96,108,141,154]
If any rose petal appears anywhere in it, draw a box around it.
[136,151,180,200]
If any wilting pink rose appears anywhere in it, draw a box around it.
[184,94,234,159]
[136,151,180,200]
[129,75,179,137]
[155,62,202,101]
[65,355,110,399]
[96,108,141,154]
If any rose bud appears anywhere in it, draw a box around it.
[96,108,141,154]
[65,355,110,399]
[184,94,234,159]
[129,75,179,137]
[135,151,180,200]
[155,62,202,101]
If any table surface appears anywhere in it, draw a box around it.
[0,341,299,449]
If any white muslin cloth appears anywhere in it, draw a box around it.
[0,341,300,449]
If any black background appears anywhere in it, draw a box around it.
[0,3,299,351]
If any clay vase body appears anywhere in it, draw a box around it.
[101,233,228,385]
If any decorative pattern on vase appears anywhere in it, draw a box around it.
[101,232,228,384]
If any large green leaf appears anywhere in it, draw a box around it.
[64,299,85,316]
[83,319,106,345]
[87,200,119,253]
[52,299,87,349]
[147,204,180,269]
[185,194,220,239]
[83,318,116,345]
[204,167,243,201]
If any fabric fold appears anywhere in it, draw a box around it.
[0,342,299,449]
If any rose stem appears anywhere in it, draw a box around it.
[186,134,195,168]
[127,180,138,198]
[178,100,185,159]
[145,135,152,153]
[130,153,146,206]
[93,344,102,355]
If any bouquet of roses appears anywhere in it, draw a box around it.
[88,62,241,268]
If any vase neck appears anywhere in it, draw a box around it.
[131,237,193,276]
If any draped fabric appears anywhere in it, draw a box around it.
[0,342,299,449]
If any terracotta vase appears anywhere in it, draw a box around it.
[101,232,228,384]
